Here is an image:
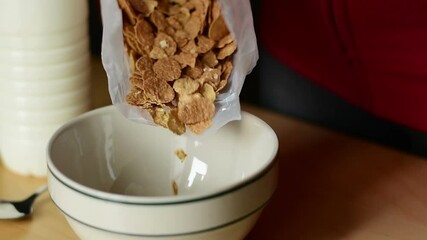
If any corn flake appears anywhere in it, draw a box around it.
[172,180,178,195]
[150,10,168,31]
[175,148,187,162]
[153,32,177,57]
[173,77,200,95]
[187,119,212,135]
[135,17,155,53]
[153,57,182,81]
[198,67,221,85]
[174,52,197,68]
[149,107,169,128]
[208,15,229,41]
[217,34,234,48]
[221,59,233,83]
[118,0,137,25]
[196,35,215,54]
[217,41,237,60]
[126,86,159,108]
[119,0,238,134]
[167,108,186,135]
[149,46,167,59]
[123,23,145,55]
[128,0,158,17]
[201,83,216,102]
[178,94,215,124]
[172,29,190,48]
[142,76,175,103]
[201,51,218,68]
[184,14,202,40]
[209,0,220,25]
[135,54,154,72]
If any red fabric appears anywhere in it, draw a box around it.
[260,0,427,132]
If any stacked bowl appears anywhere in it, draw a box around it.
[0,0,91,176]
[47,106,279,240]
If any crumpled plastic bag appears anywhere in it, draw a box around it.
[100,0,258,137]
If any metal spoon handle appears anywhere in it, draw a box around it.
[0,184,48,219]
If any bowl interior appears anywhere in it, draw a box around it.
[49,106,278,199]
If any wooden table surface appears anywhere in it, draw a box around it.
[2,57,427,240]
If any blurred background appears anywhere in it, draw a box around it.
[88,1,427,157]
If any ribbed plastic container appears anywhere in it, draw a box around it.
[0,0,91,177]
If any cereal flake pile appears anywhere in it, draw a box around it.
[118,0,237,135]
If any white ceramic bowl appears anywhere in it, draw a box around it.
[47,105,279,240]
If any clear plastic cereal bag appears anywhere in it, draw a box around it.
[101,0,258,136]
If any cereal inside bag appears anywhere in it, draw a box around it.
[101,0,258,136]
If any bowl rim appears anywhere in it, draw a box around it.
[47,105,279,205]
